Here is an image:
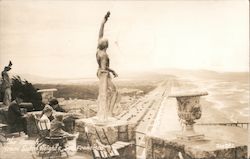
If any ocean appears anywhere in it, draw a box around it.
[178,72,249,123]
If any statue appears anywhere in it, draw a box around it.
[96,12,118,122]
[1,61,12,106]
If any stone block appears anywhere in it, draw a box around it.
[116,143,136,159]
[76,117,137,159]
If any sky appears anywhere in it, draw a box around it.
[0,0,249,78]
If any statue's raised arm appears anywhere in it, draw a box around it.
[98,11,110,40]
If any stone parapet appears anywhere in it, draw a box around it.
[145,131,248,159]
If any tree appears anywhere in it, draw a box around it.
[11,76,43,111]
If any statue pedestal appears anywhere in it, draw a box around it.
[176,131,205,141]
[76,117,136,145]
[75,117,137,159]
[176,123,205,141]
[90,116,117,126]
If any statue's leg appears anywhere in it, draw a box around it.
[97,72,108,121]
[107,79,118,116]
[3,88,11,106]
[3,89,7,106]
[112,93,121,116]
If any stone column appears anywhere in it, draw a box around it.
[169,91,208,140]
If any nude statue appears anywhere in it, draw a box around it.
[96,12,118,121]
[1,61,12,106]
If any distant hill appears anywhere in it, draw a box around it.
[156,68,248,82]
[12,68,248,100]
[10,73,97,84]
[11,69,248,84]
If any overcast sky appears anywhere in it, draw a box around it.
[0,0,249,78]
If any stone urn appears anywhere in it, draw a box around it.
[169,91,208,140]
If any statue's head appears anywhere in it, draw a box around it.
[4,61,12,71]
[4,66,11,71]
[98,38,109,50]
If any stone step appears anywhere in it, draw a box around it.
[93,148,119,159]
[92,141,131,158]
[112,141,131,150]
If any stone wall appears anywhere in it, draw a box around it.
[145,134,248,159]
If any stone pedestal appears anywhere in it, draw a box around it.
[76,117,136,145]
[75,117,137,159]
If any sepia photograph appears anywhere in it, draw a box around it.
[0,0,249,159]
